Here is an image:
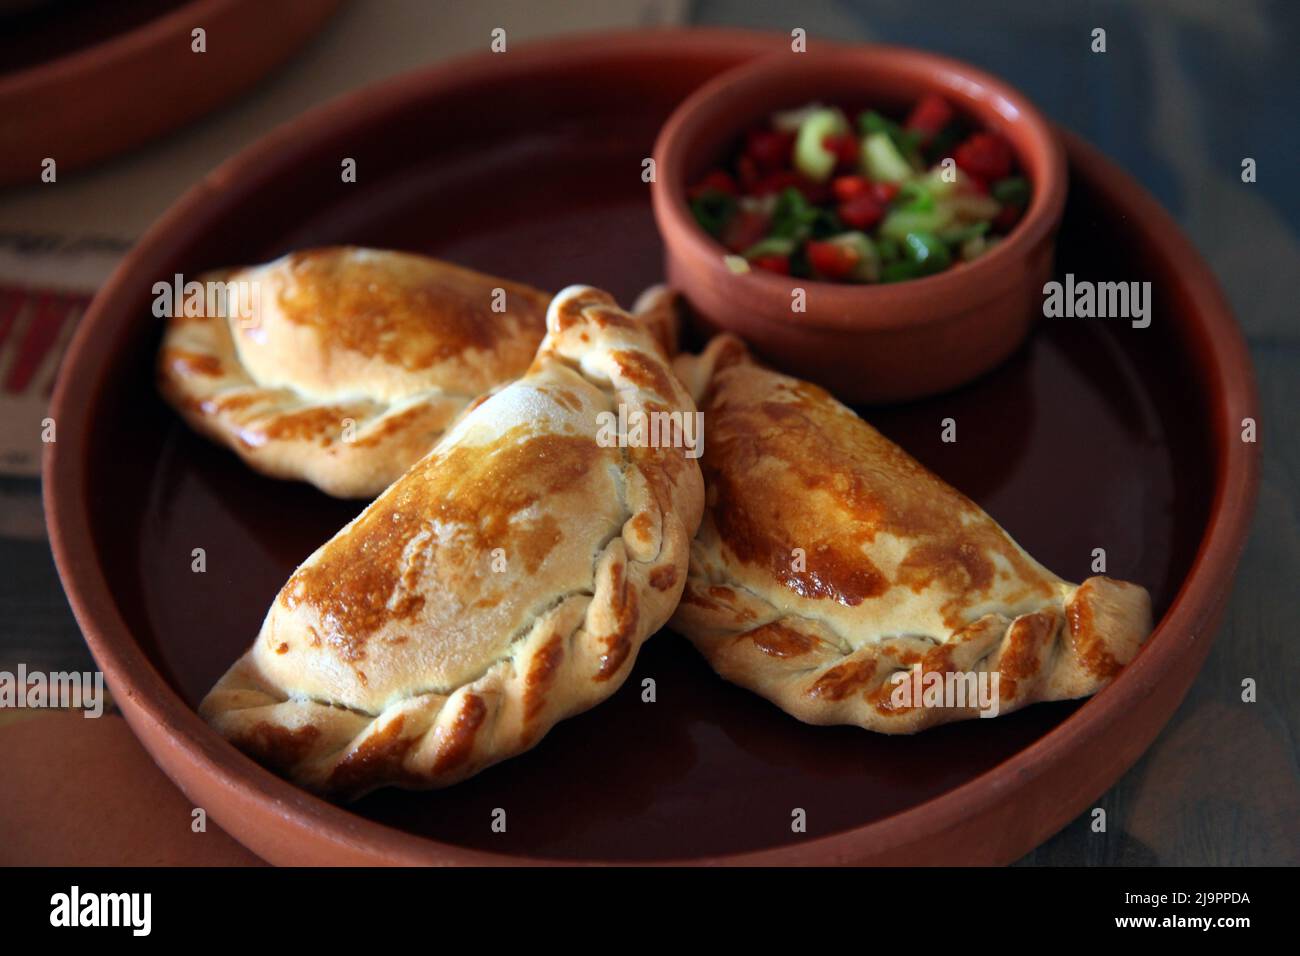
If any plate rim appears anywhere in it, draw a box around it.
[42,27,1261,866]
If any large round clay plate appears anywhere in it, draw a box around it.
[44,29,1259,865]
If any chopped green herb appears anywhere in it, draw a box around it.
[770,187,820,240]
[896,181,935,213]
[881,260,925,283]
[857,110,922,163]
[901,231,952,274]
[689,189,737,238]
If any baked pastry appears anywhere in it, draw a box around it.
[670,335,1152,732]
[200,285,704,799]
[157,246,552,498]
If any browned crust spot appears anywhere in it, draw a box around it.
[595,563,638,681]
[258,405,354,445]
[553,288,618,332]
[431,694,488,774]
[807,658,877,701]
[679,584,755,622]
[745,621,818,659]
[649,564,677,591]
[328,714,418,794]
[629,511,655,543]
[680,585,721,610]
[200,391,264,416]
[869,640,963,714]
[591,307,635,331]
[613,349,676,400]
[1067,597,1123,680]
[237,722,321,773]
[998,610,1057,700]
[523,634,565,722]
[162,348,223,377]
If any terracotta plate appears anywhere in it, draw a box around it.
[44,29,1259,865]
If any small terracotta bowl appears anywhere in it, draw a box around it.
[652,45,1068,403]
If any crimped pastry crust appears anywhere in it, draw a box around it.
[157,246,552,498]
[670,335,1152,732]
[200,286,704,799]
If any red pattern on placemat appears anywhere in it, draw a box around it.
[0,286,90,396]
[0,289,23,361]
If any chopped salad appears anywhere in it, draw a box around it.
[687,95,1031,283]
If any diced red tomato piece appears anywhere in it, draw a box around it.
[807,240,859,280]
[751,254,790,275]
[720,210,769,252]
[751,170,803,197]
[993,203,1023,232]
[687,170,737,200]
[746,129,795,173]
[954,132,1013,182]
[837,192,886,230]
[832,175,871,202]
[821,133,859,169]
[796,178,832,204]
[905,94,955,144]
[871,181,901,204]
[737,154,761,190]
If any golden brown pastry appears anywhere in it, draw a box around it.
[157,246,552,498]
[200,286,704,799]
[670,335,1152,732]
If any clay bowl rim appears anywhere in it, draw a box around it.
[44,27,1259,866]
[0,0,345,188]
[651,44,1069,332]
[0,0,250,93]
